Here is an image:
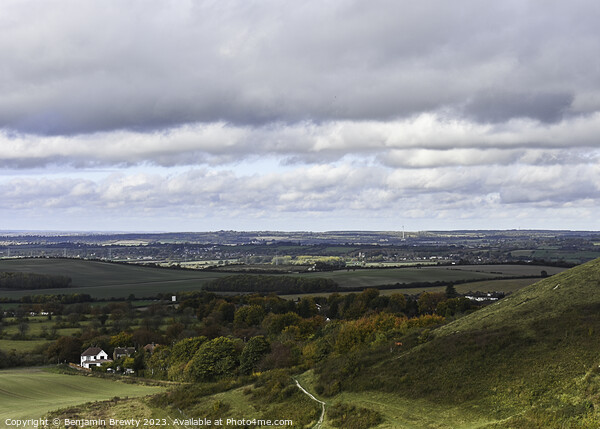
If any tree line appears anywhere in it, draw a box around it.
[0,271,72,290]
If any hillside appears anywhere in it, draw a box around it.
[318,258,600,427]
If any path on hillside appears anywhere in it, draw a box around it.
[294,379,325,429]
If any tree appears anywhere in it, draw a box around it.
[297,298,317,318]
[185,337,239,381]
[132,328,162,347]
[168,336,208,380]
[262,312,302,336]
[240,336,270,375]
[165,322,185,342]
[46,336,83,363]
[17,322,29,338]
[234,305,265,329]
[445,284,458,299]
[110,332,133,348]
[146,345,170,378]
[418,292,446,315]
[387,293,407,314]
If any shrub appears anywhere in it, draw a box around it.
[327,403,383,429]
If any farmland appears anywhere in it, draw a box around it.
[0,368,164,426]
[292,264,564,289]
[0,258,228,299]
[0,258,566,301]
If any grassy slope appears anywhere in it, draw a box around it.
[0,368,164,425]
[331,258,600,427]
[297,370,494,429]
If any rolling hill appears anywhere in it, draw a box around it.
[318,257,600,427]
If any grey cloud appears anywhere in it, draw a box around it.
[1,1,600,135]
[462,92,574,124]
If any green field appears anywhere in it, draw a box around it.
[0,339,49,352]
[0,258,228,299]
[510,249,600,264]
[441,264,565,276]
[280,278,544,300]
[0,368,164,426]
[292,267,499,288]
[291,264,561,289]
[0,259,565,300]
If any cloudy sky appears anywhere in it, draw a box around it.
[1,0,599,231]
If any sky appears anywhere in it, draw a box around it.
[1,0,600,232]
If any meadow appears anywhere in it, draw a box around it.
[0,367,164,426]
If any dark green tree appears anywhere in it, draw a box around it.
[445,284,458,299]
[240,336,271,375]
[185,337,239,381]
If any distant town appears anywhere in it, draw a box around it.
[1,230,598,268]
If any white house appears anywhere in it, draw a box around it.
[80,347,112,369]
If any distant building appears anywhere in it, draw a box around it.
[113,347,136,360]
[80,347,112,369]
[465,291,505,302]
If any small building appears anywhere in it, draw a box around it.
[80,347,112,369]
[113,347,136,360]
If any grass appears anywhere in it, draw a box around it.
[0,339,49,352]
[322,392,495,429]
[1,318,88,336]
[315,258,600,427]
[0,367,165,425]
[45,396,191,429]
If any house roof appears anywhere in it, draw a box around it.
[81,347,105,356]
[114,347,136,354]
